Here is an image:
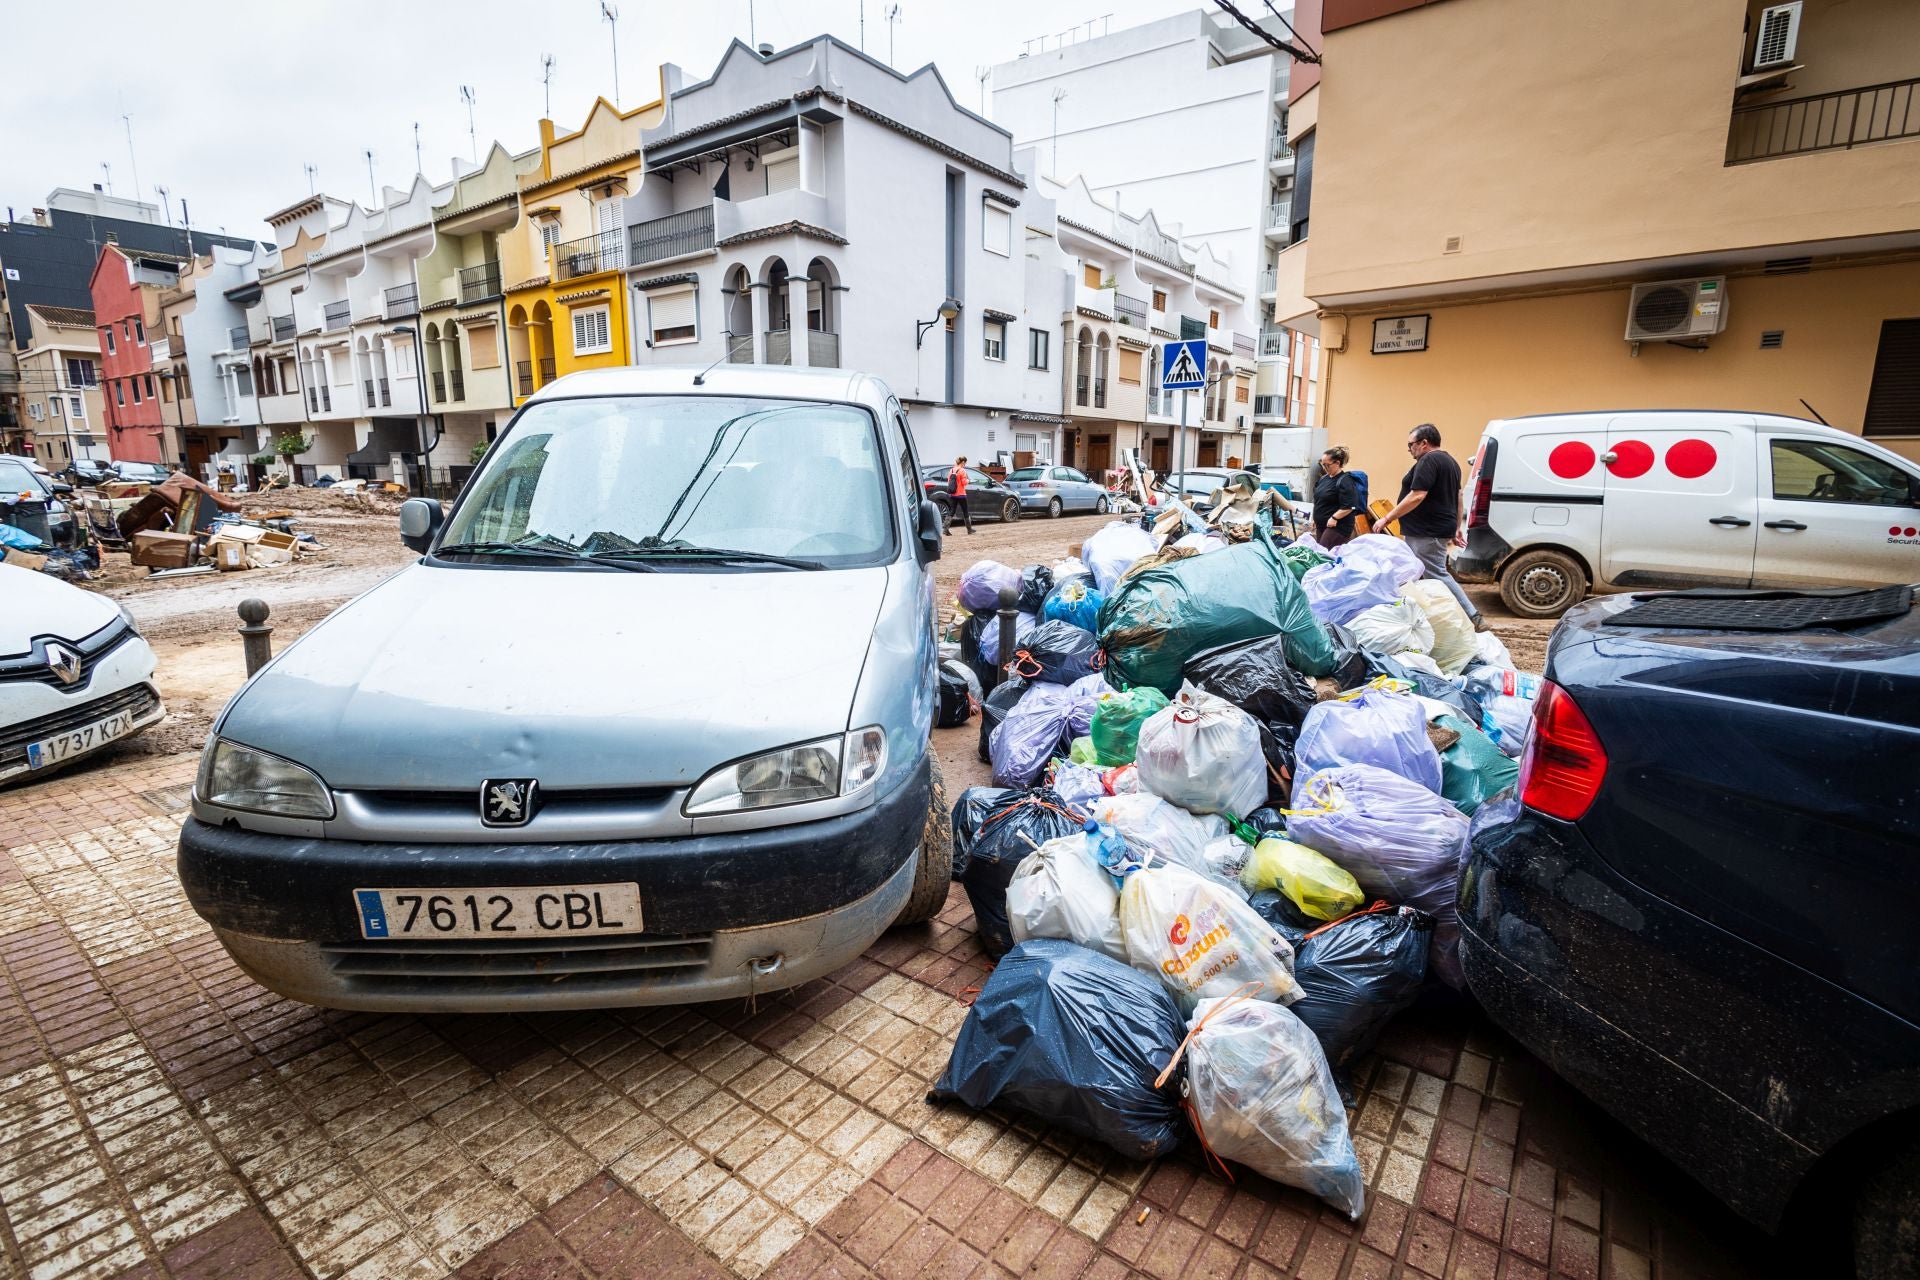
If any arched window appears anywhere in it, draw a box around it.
[1075,326,1093,407]
[764,258,791,332]
[805,257,839,333]
[1095,333,1111,409]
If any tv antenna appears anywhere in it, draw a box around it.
[975,66,990,113]
[884,5,902,67]
[303,162,319,195]
[154,184,171,227]
[121,113,143,206]
[541,54,557,119]
[100,161,113,196]
[413,122,423,175]
[601,3,621,108]
[1050,88,1068,175]
[364,149,377,203]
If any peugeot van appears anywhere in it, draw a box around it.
[177,366,953,1012]
[1455,411,1920,617]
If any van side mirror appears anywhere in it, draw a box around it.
[916,498,944,565]
[51,482,74,496]
[399,497,445,553]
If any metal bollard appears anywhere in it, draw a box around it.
[238,599,273,676]
[995,586,1020,692]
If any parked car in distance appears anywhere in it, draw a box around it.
[1,563,165,786]
[179,365,952,1013]
[1461,585,1920,1278]
[62,458,115,488]
[110,460,173,485]
[0,455,83,551]
[1003,465,1111,517]
[1456,411,1920,618]
[919,463,1022,527]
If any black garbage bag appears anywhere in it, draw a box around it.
[1320,622,1372,689]
[952,786,1084,956]
[937,660,980,728]
[1289,903,1433,1070]
[1246,807,1288,837]
[1017,564,1055,615]
[977,678,1029,763]
[1247,889,1315,951]
[930,938,1188,1160]
[1006,620,1103,685]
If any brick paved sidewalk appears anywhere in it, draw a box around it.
[1,752,1770,1280]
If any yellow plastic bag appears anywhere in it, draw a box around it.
[1405,580,1477,676]
[1239,837,1364,922]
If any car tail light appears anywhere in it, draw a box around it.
[1466,437,1497,530]
[1518,680,1607,821]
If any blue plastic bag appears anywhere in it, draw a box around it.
[0,523,50,552]
[931,938,1188,1160]
[1042,577,1103,632]
[1293,683,1443,795]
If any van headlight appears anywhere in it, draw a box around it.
[196,738,335,819]
[685,727,888,816]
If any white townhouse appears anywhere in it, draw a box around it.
[617,36,1072,464]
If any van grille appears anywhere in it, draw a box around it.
[318,931,713,988]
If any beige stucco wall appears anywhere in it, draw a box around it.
[1305,0,1920,302]
[1317,258,1920,478]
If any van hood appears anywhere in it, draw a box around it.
[218,561,890,791]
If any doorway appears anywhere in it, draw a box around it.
[1088,433,1113,474]
[1198,435,1220,467]
[1150,436,1170,473]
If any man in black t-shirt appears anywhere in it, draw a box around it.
[1377,423,1487,630]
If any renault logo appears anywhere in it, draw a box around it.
[46,643,83,687]
[480,778,538,827]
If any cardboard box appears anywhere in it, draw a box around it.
[246,530,298,568]
[0,545,48,571]
[210,540,250,572]
[131,530,195,569]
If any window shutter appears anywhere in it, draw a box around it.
[596,198,627,269]
[650,290,695,338]
[1863,318,1920,438]
[984,203,1012,255]
[766,156,800,195]
[573,308,610,353]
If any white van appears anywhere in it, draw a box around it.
[1455,411,1920,617]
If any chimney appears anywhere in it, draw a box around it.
[93,183,103,192]
[757,42,774,56]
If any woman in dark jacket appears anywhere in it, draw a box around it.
[1311,446,1360,549]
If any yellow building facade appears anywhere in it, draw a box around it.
[500,92,666,405]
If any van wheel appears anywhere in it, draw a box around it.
[1498,549,1588,618]
[894,757,952,926]
[1853,1137,1920,1280]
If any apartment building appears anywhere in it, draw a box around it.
[150,245,276,472]
[617,37,1068,462]
[992,9,1314,444]
[89,245,182,462]
[14,306,108,468]
[1273,0,1920,474]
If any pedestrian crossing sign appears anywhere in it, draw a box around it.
[1161,339,1206,389]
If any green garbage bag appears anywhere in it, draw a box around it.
[1068,735,1099,765]
[1436,714,1520,816]
[1279,543,1331,582]
[1097,529,1336,695]
[1088,688,1168,765]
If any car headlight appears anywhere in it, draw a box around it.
[196,738,335,819]
[685,727,888,816]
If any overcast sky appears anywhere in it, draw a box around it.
[6,0,1199,241]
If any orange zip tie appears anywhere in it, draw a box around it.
[1152,982,1263,1091]
[1300,899,1394,943]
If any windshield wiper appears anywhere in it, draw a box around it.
[602,544,825,570]
[433,540,658,571]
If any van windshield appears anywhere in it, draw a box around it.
[439,396,895,569]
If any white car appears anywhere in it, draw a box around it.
[1,564,165,786]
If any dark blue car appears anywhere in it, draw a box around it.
[1461,586,1920,1278]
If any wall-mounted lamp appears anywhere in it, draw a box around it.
[915,297,961,349]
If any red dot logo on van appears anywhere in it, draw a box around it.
[1907,527,1918,538]
[1665,439,1717,479]
[1548,441,1596,479]
[1606,439,1655,478]
[1893,526,1903,536]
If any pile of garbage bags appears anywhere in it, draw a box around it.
[934,515,1544,1214]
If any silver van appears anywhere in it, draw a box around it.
[178,366,952,1011]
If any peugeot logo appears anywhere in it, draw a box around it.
[46,643,83,687]
[480,778,538,827]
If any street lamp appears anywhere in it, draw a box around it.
[915,297,961,349]
[389,324,441,496]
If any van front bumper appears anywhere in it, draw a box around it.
[177,760,929,1012]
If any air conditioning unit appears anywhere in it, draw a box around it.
[1625,277,1728,342]
[1750,2,1802,70]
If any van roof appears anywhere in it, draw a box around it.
[1488,409,1858,440]
[525,364,890,407]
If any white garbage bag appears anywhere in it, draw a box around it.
[1118,863,1300,1008]
[1006,833,1128,962]
[1082,792,1229,879]
[1472,630,1516,670]
[1406,580,1478,676]
[1391,651,1446,679]
[1084,520,1159,595]
[1347,596,1436,656]
[1182,997,1367,1218]
[1134,685,1269,817]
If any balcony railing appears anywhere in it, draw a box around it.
[1232,332,1255,360]
[1094,377,1108,410]
[378,376,391,407]
[629,206,716,267]
[1075,373,1090,407]
[1270,131,1293,163]
[764,329,792,366]
[323,301,352,331]
[1727,75,1920,163]
[726,334,753,363]
[1259,266,1276,294]
[363,379,375,409]
[1114,293,1148,328]
[271,314,295,342]
[228,325,249,350]
[551,231,625,282]
[807,330,840,368]
[1147,389,1162,416]
[458,261,503,303]
[307,387,319,413]
[432,372,446,403]
[449,370,464,401]
[516,360,533,396]
[385,283,420,319]
[539,357,555,384]
[1260,326,1289,358]
[1266,201,1292,230]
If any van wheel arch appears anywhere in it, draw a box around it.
[1497,545,1593,619]
[893,755,951,926]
